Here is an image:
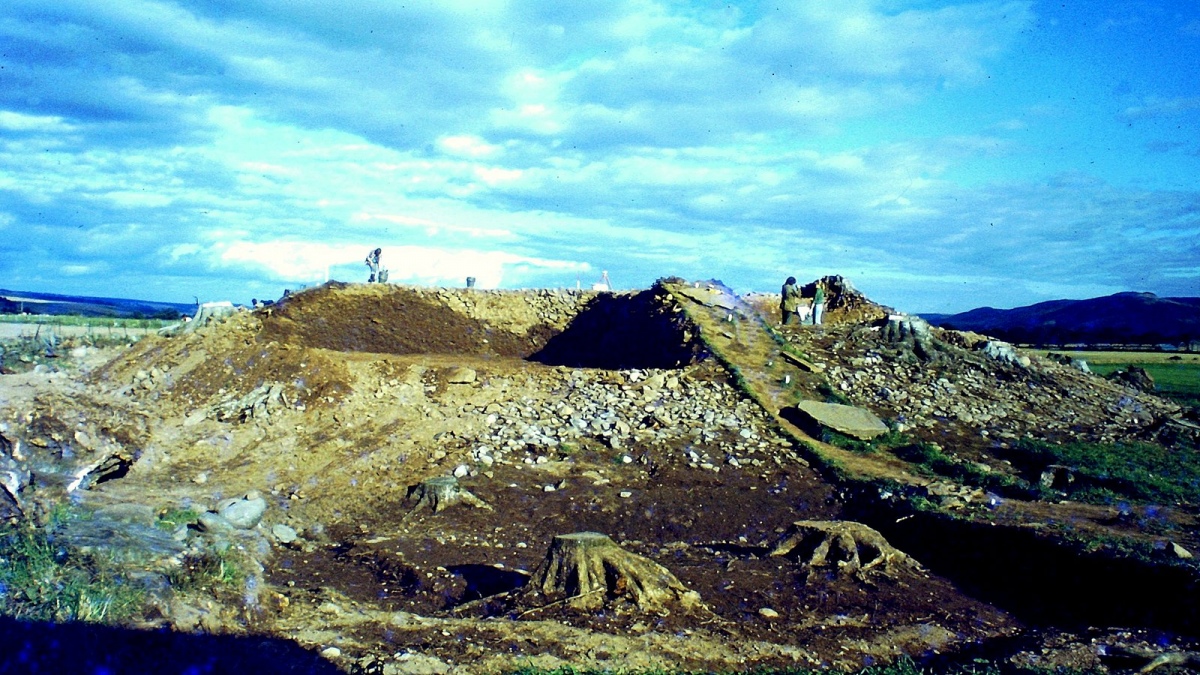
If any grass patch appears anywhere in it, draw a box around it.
[1000,438,1200,505]
[498,655,1065,675]
[889,442,1034,497]
[1091,362,1200,407]
[0,518,145,623]
[1037,350,1200,408]
[0,314,175,329]
[155,507,201,532]
[168,548,246,592]
[822,429,909,454]
[816,382,852,406]
[819,430,1034,497]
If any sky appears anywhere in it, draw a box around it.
[1,1,1198,313]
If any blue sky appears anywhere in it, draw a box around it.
[1,0,1197,313]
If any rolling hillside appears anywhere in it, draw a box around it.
[923,292,1200,346]
[0,289,193,319]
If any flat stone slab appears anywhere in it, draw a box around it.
[673,286,738,310]
[781,350,824,373]
[793,400,889,440]
[445,366,477,384]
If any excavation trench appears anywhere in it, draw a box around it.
[259,283,705,370]
[843,489,1200,636]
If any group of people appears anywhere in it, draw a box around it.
[780,277,825,326]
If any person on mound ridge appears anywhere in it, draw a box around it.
[780,276,802,325]
[811,281,826,325]
[365,247,382,283]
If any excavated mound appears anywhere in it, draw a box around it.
[259,282,573,359]
[6,277,1199,673]
[91,281,709,414]
[260,281,707,368]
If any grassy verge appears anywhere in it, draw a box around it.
[0,314,175,329]
[1036,349,1200,407]
[500,656,1062,675]
[998,438,1200,505]
[823,430,1036,498]
[0,516,145,623]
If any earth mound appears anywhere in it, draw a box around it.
[0,277,1197,673]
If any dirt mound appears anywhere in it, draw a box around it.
[4,279,1199,673]
[259,282,585,358]
[93,282,710,416]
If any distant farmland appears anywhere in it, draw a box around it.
[1037,349,1200,407]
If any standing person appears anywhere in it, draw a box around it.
[364,248,382,283]
[811,281,826,325]
[780,276,802,325]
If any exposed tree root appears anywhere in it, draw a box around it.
[402,476,491,521]
[769,520,921,578]
[520,532,702,613]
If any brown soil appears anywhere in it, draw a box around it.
[1,280,1197,673]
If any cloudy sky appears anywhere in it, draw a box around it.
[1,1,1197,312]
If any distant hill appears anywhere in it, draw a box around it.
[0,289,193,320]
[922,292,1200,347]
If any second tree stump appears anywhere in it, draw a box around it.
[402,476,491,521]
[768,520,920,578]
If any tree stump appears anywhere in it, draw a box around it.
[769,520,919,578]
[521,532,701,612]
[402,476,491,520]
[180,301,237,334]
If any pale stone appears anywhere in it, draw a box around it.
[792,400,889,440]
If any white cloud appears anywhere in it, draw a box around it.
[438,135,502,158]
[0,111,75,132]
[205,238,586,289]
[0,0,1193,313]
[1120,96,1200,120]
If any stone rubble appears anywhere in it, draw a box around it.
[787,323,1183,447]
[211,383,289,423]
[452,366,781,473]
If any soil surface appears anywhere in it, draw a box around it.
[1,280,1198,673]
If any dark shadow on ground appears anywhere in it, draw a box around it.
[530,290,704,370]
[843,491,1200,637]
[446,564,530,604]
[778,406,825,439]
[0,616,341,674]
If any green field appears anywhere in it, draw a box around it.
[0,314,173,330]
[1036,349,1200,406]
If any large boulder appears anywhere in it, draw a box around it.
[981,340,1031,368]
[787,401,889,440]
[217,492,268,529]
[1106,366,1155,392]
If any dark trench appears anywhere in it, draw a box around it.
[843,488,1200,637]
